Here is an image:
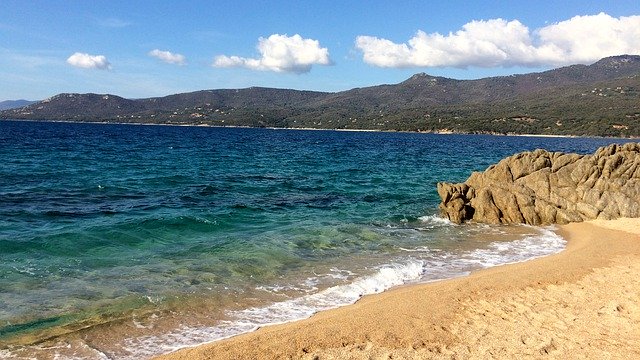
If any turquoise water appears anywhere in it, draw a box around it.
[0,120,624,359]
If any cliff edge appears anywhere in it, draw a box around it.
[437,143,640,225]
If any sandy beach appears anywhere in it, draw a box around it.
[155,218,640,360]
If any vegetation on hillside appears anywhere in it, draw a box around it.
[2,55,639,137]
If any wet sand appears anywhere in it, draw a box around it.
[155,219,640,360]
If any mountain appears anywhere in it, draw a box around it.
[0,99,37,110]
[2,55,640,137]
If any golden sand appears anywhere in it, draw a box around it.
[155,219,640,360]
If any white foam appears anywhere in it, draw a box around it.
[118,226,565,360]
[256,283,317,294]
[459,226,565,268]
[257,268,357,295]
[12,226,566,360]
[11,265,37,276]
[418,214,454,226]
[120,260,426,359]
[327,268,356,279]
[145,295,164,305]
[3,339,110,360]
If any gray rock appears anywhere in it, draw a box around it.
[437,143,640,224]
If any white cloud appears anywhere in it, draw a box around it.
[355,13,640,68]
[537,13,640,63]
[148,49,187,65]
[213,34,332,73]
[66,52,111,70]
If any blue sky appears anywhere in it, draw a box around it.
[1,0,639,100]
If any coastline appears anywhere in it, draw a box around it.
[2,118,638,139]
[155,218,640,359]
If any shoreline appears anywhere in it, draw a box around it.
[155,218,640,359]
[2,118,637,139]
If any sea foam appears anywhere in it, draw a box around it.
[3,227,566,360]
[418,214,454,226]
[121,260,426,358]
[118,226,565,360]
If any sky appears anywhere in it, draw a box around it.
[1,0,640,101]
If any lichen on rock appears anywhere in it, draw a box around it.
[437,143,640,224]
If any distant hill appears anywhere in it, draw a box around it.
[2,55,640,137]
[0,99,37,110]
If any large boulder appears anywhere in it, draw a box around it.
[437,143,640,224]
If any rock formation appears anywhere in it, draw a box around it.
[437,143,640,225]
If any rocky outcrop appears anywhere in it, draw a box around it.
[438,143,640,225]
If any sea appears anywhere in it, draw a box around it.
[0,120,625,359]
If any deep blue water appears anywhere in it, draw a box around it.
[0,120,626,359]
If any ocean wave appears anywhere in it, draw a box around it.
[1,229,566,359]
[118,226,565,359]
[461,226,565,267]
[418,214,454,226]
[120,260,426,359]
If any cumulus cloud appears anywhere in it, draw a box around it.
[66,52,111,70]
[355,13,640,68]
[213,34,332,73]
[148,49,186,65]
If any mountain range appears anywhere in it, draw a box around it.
[2,55,639,137]
[0,99,37,111]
